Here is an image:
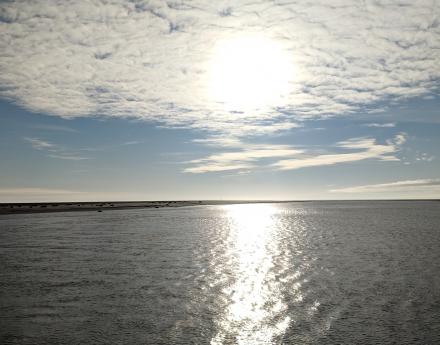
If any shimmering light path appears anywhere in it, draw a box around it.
[211,204,290,344]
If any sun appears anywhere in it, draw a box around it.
[207,35,294,112]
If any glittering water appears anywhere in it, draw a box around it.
[1,201,440,344]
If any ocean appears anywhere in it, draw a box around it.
[1,201,439,344]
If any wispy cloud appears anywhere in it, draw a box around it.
[273,133,406,171]
[186,133,407,173]
[364,123,396,128]
[24,137,90,160]
[185,162,256,174]
[122,140,143,146]
[24,137,56,151]
[0,1,439,135]
[330,179,440,193]
[33,124,77,133]
[191,136,244,148]
[184,144,302,173]
[23,136,143,160]
[47,154,90,161]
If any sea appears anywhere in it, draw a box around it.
[1,201,439,344]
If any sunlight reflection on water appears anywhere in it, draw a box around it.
[211,204,291,345]
[2,202,440,344]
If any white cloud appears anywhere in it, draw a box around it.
[273,133,406,171]
[364,123,396,128]
[191,136,244,148]
[184,143,302,173]
[186,133,407,173]
[184,162,256,174]
[329,178,440,193]
[1,1,439,135]
[393,133,407,146]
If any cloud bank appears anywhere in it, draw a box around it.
[1,1,439,135]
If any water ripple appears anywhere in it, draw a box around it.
[1,201,440,344]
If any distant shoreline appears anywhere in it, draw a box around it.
[0,199,438,215]
[0,200,285,215]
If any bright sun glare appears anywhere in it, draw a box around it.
[208,35,294,112]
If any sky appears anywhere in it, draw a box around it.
[0,0,439,202]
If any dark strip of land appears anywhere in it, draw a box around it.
[0,200,281,215]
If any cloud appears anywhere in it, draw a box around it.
[23,137,56,151]
[122,140,143,146]
[415,152,435,162]
[47,154,90,161]
[185,162,256,174]
[273,133,406,171]
[23,136,144,159]
[33,124,77,132]
[364,123,396,128]
[24,137,90,160]
[184,142,302,173]
[1,1,439,135]
[393,133,407,146]
[329,178,440,193]
[191,136,244,148]
[186,133,406,173]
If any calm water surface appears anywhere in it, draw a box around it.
[1,201,440,344]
